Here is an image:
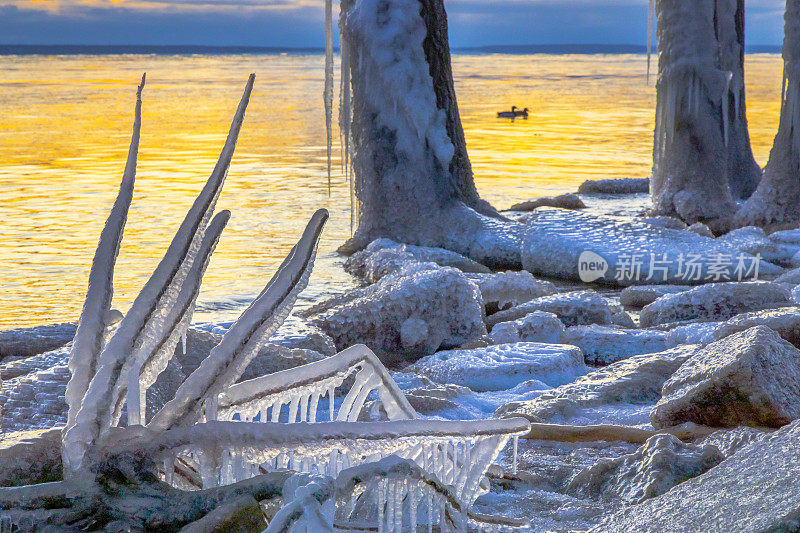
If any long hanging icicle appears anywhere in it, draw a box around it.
[646,0,655,84]
[324,0,334,196]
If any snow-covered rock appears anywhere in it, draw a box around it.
[594,419,800,532]
[509,193,586,212]
[497,345,700,425]
[466,270,557,313]
[639,281,792,328]
[639,216,688,230]
[609,304,636,328]
[405,342,586,392]
[563,325,670,366]
[0,323,76,360]
[717,226,800,266]
[344,238,489,282]
[619,285,690,308]
[568,434,722,504]
[686,222,714,237]
[310,267,486,366]
[774,266,800,285]
[487,290,614,328]
[651,327,800,429]
[712,307,800,348]
[520,209,779,286]
[489,311,566,345]
[577,178,649,195]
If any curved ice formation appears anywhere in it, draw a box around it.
[521,208,781,286]
[215,344,417,424]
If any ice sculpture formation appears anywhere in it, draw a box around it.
[0,73,529,532]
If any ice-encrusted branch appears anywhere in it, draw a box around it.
[65,73,145,432]
[63,75,256,472]
[147,209,329,431]
[125,210,231,426]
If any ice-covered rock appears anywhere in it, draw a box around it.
[521,209,779,286]
[180,495,267,533]
[466,270,557,313]
[344,238,490,282]
[712,307,800,348]
[405,342,586,392]
[609,304,636,329]
[699,426,769,458]
[651,327,800,429]
[639,216,688,230]
[568,434,722,504]
[268,315,337,356]
[686,222,714,237]
[0,323,76,360]
[577,178,649,195]
[639,281,792,328]
[619,285,690,308]
[487,290,614,328]
[663,321,720,346]
[310,267,486,366]
[563,325,670,366]
[769,228,800,245]
[497,345,700,425]
[717,226,800,266]
[594,419,800,532]
[775,266,800,285]
[0,428,62,486]
[509,193,586,212]
[489,311,566,345]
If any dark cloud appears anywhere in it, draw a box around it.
[0,1,784,47]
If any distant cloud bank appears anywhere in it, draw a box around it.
[0,0,785,47]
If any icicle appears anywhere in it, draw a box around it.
[512,436,519,475]
[647,0,654,84]
[324,0,334,196]
[309,392,320,423]
[181,327,187,356]
[378,477,386,533]
[328,385,335,421]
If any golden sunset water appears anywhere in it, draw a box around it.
[0,53,783,329]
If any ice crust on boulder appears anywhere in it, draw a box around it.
[466,270,557,313]
[266,315,337,356]
[619,285,690,308]
[489,311,566,345]
[699,425,768,458]
[509,193,586,212]
[344,239,490,283]
[717,226,800,266]
[663,321,720,346]
[651,326,800,429]
[770,228,800,245]
[310,267,487,366]
[0,429,63,487]
[497,345,700,426]
[712,307,800,347]
[563,325,670,366]
[487,290,614,329]
[639,281,792,327]
[405,343,586,392]
[521,209,780,286]
[577,178,649,195]
[686,222,714,237]
[594,419,800,532]
[568,434,722,504]
[0,323,77,361]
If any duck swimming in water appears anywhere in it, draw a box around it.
[497,106,518,118]
[497,106,529,119]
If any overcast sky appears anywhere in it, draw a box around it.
[0,0,787,47]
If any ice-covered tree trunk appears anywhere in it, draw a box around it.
[338,0,521,268]
[650,0,758,227]
[735,0,800,227]
[720,0,762,199]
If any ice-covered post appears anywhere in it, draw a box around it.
[735,0,800,227]
[650,0,757,228]
[338,0,521,267]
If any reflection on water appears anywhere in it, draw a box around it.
[0,53,783,328]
